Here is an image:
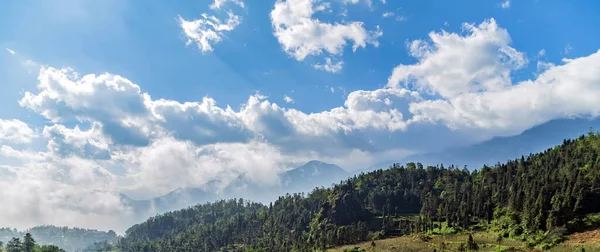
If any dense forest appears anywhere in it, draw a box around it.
[94,132,600,251]
[0,226,117,252]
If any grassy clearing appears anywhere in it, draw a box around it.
[328,230,600,252]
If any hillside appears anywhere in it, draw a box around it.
[111,131,600,251]
[0,226,117,252]
[364,118,600,173]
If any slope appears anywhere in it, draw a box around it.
[116,132,600,252]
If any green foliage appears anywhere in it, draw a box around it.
[0,226,117,252]
[494,246,516,252]
[2,234,66,252]
[37,245,66,252]
[115,133,600,251]
[343,247,366,252]
[23,233,36,252]
[466,234,478,251]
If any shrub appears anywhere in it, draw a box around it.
[467,234,479,251]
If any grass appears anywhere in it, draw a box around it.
[328,230,600,252]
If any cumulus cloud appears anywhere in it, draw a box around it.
[388,18,527,99]
[270,0,382,71]
[6,48,16,55]
[17,67,421,165]
[500,0,510,9]
[382,12,394,18]
[0,119,37,144]
[409,51,600,137]
[44,123,111,160]
[387,18,600,138]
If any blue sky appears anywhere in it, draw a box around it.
[0,0,600,231]
[2,0,598,116]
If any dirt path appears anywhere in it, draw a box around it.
[565,229,600,244]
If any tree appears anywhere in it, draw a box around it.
[6,237,22,252]
[38,245,67,252]
[466,234,478,251]
[24,233,36,252]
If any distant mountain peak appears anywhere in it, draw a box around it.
[304,160,325,165]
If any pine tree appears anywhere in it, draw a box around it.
[24,232,36,252]
[6,237,22,252]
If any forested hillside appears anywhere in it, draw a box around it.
[0,226,117,252]
[112,132,600,251]
[0,232,67,252]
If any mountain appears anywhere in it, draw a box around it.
[123,161,349,215]
[360,118,600,173]
[121,182,221,217]
[279,160,348,192]
[224,160,349,202]
[117,132,600,251]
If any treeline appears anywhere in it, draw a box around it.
[0,226,117,252]
[114,131,600,251]
[0,233,65,252]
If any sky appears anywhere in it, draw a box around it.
[0,0,600,232]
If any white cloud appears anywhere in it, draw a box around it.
[179,0,244,53]
[122,138,287,195]
[0,119,37,144]
[387,18,600,138]
[314,2,331,11]
[6,48,16,55]
[284,95,294,103]
[313,57,343,73]
[388,18,527,99]
[409,51,600,137]
[270,0,382,71]
[0,154,133,231]
[179,13,242,53]
[382,12,394,18]
[565,43,573,54]
[18,67,419,160]
[44,123,111,160]
[210,0,244,10]
[536,60,554,73]
[500,0,510,8]
[342,0,372,6]
[395,16,407,22]
[538,48,546,57]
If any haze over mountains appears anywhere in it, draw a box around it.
[2,118,599,251]
[120,118,600,219]
[121,160,350,218]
